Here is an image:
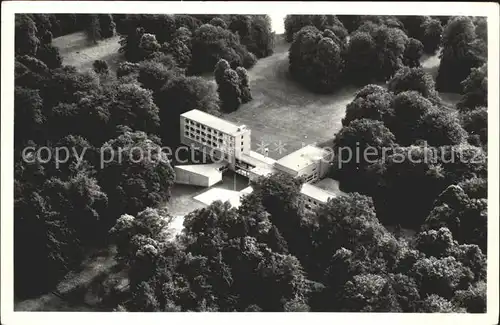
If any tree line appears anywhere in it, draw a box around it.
[285,15,486,94]
[105,171,485,312]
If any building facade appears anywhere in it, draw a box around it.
[180,109,251,168]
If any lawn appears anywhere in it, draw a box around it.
[53,32,123,72]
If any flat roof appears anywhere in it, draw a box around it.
[276,145,329,172]
[239,151,275,169]
[175,162,226,178]
[249,165,275,177]
[181,109,246,135]
[301,183,336,203]
[249,150,276,166]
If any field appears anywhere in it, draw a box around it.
[18,31,459,312]
[53,32,122,72]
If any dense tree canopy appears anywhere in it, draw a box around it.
[289,26,345,93]
[99,129,174,219]
[456,63,487,111]
[190,23,257,74]
[344,24,408,85]
[284,15,347,43]
[436,16,486,93]
[15,14,40,56]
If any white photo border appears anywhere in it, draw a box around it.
[1,2,499,325]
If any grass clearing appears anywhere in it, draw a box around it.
[53,32,123,72]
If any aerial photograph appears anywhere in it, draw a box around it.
[6,5,494,316]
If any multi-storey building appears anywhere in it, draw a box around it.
[180,109,251,168]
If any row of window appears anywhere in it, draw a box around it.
[305,172,319,183]
[184,132,221,147]
[184,120,224,136]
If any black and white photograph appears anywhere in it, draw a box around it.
[1,1,499,324]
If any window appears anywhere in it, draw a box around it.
[241,147,244,151]
[241,141,244,145]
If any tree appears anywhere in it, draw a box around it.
[106,83,160,135]
[474,17,487,44]
[110,207,173,262]
[15,14,40,56]
[410,256,474,299]
[209,17,228,29]
[343,31,384,85]
[289,26,345,93]
[388,67,439,101]
[215,62,242,112]
[15,170,107,297]
[156,74,219,145]
[55,14,79,36]
[419,107,468,146]
[436,16,486,93]
[36,44,63,69]
[228,15,274,58]
[403,38,424,67]
[421,18,443,54]
[175,14,201,32]
[461,107,487,147]
[424,183,487,252]
[266,225,289,254]
[137,59,181,93]
[41,30,53,45]
[100,129,175,219]
[162,27,192,69]
[138,33,161,60]
[116,61,140,78]
[14,87,45,146]
[333,118,396,192]
[93,59,110,75]
[85,14,101,44]
[364,144,450,227]
[190,23,257,74]
[456,63,487,111]
[42,66,100,108]
[119,26,146,62]
[390,91,435,145]
[419,294,464,313]
[284,15,347,43]
[342,84,394,127]
[453,281,486,313]
[399,16,430,41]
[235,66,252,103]
[99,14,116,38]
[342,274,400,312]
